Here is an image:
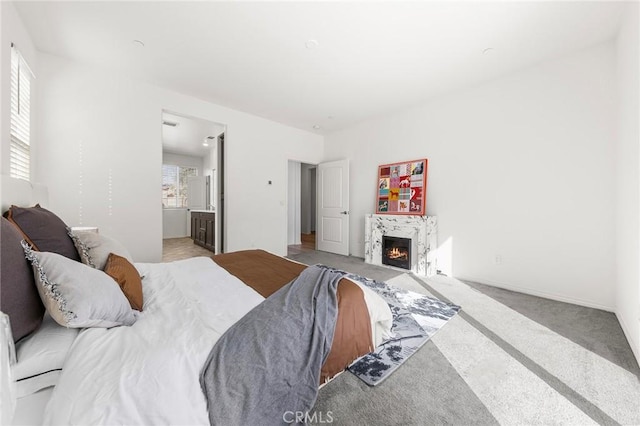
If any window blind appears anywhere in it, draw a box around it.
[10,44,33,181]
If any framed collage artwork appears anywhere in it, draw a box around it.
[376,159,428,215]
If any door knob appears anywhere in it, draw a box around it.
[340,211,349,215]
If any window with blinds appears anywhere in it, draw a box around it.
[10,44,33,181]
[162,165,198,208]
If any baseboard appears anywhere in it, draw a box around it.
[454,275,615,312]
[616,311,640,368]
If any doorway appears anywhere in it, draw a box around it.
[287,161,317,255]
[160,111,227,257]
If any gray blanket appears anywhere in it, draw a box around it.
[200,264,344,425]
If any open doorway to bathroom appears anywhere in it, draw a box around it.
[161,111,226,261]
[287,161,317,256]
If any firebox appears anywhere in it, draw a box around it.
[382,236,411,270]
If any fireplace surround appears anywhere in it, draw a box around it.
[364,214,437,277]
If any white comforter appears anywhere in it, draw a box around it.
[44,257,264,425]
[43,257,392,425]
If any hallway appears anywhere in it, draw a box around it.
[287,232,315,256]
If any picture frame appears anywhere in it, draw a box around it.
[376,158,428,215]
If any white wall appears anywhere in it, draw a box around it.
[162,152,206,239]
[162,152,204,172]
[615,2,640,363]
[202,138,217,209]
[325,42,617,310]
[0,2,38,180]
[301,163,314,234]
[310,168,316,233]
[35,53,323,262]
[162,209,188,239]
[0,2,4,175]
[287,161,301,245]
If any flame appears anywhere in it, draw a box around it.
[387,247,408,260]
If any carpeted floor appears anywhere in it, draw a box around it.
[288,250,640,426]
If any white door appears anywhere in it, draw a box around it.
[317,159,349,255]
[187,176,206,210]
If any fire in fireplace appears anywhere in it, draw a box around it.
[382,236,411,270]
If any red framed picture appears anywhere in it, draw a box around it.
[376,159,428,215]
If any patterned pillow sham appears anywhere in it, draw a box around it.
[22,241,137,328]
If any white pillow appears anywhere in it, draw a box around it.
[67,229,133,270]
[22,241,137,328]
[13,314,79,398]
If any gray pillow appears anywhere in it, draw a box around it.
[0,218,45,341]
[3,205,80,262]
[22,242,137,328]
[67,229,133,270]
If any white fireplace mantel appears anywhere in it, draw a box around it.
[364,214,437,277]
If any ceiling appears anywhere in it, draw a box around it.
[162,112,225,157]
[15,1,626,134]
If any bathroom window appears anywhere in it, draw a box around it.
[162,165,198,208]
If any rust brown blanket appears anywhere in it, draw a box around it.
[212,249,373,383]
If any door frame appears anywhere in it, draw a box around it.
[287,160,319,250]
[160,110,227,254]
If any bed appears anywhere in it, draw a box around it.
[0,177,393,425]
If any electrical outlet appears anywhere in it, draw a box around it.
[494,255,502,265]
